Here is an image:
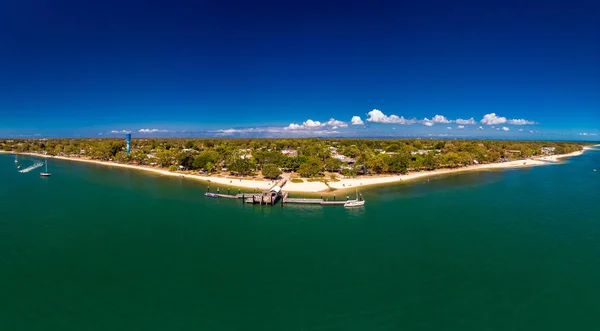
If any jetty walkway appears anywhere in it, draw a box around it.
[18,162,44,173]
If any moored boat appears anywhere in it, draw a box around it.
[40,159,51,177]
[344,189,365,208]
[344,200,365,207]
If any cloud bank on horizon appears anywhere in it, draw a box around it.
[203,109,540,137]
[99,109,596,139]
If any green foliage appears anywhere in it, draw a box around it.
[156,149,175,167]
[341,167,358,177]
[365,153,389,174]
[324,158,343,172]
[253,150,282,168]
[290,178,304,183]
[262,164,281,179]
[229,157,253,176]
[387,153,410,174]
[177,151,195,169]
[298,157,323,177]
[168,165,178,172]
[193,151,218,170]
[1,138,589,177]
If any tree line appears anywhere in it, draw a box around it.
[1,138,587,178]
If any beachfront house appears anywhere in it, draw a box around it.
[541,147,556,155]
[333,154,356,164]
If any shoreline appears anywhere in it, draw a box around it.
[1,149,587,193]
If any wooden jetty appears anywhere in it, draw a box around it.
[203,177,359,207]
[284,198,346,206]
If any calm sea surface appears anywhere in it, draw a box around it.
[1,150,599,330]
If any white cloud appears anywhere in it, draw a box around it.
[98,133,103,136]
[501,127,510,132]
[217,128,239,135]
[455,118,476,125]
[507,119,536,125]
[422,118,434,126]
[351,116,364,125]
[457,125,465,129]
[431,115,451,123]
[302,119,325,128]
[529,130,534,134]
[331,126,338,130]
[326,118,347,127]
[138,128,169,133]
[481,113,507,125]
[285,119,326,130]
[446,126,452,130]
[110,130,132,134]
[478,126,484,131]
[580,132,598,136]
[481,113,536,125]
[366,109,416,124]
[518,128,524,132]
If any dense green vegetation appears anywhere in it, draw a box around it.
[0,138,587,178]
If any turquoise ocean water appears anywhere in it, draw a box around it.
[1,150,599,330]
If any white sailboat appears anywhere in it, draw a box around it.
[344,189,365,207]
[40,159,51,177]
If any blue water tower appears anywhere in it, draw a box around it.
[126,134,131,154]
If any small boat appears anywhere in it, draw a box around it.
[204,192,219,198]
[15,155,18,163]
[344,200,365,207]
[40,159,51,177]
[344,189,365,208]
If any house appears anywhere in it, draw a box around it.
[281,149,298,157]
[333,154,356,164]
[237,149,253,159]
[541,147,556,154]
[410,149,432,155]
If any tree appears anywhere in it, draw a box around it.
[253,150,282,169]
[156,149,175,167]
[423,153,438,170]
[298,157,323,177]
[324,158,342,172]
[388,153,410,174]
[193,151,218,170]
[229,158,253,176]
[365,153,389,174]
[177,151,195,169]
[262,164,281,179]
[184,140,195,149]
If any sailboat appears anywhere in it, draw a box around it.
[40,159,51,177]
[344,189,365,207]
[15,154,18,163]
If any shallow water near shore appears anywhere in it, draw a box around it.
[1,150,600,330]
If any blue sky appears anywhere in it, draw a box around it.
[0,0,598,140]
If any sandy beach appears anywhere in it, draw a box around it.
[1,149,587,193]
